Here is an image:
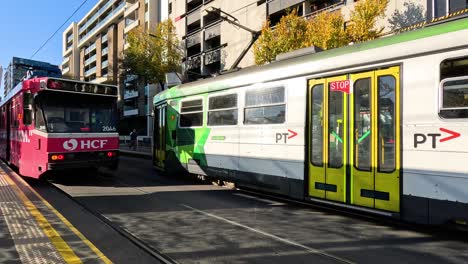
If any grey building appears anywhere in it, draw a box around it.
[3,57,61,97]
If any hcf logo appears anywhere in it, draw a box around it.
[63,139,108,151]
[414,128,461,148]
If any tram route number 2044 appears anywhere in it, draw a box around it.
[102,126,117,132]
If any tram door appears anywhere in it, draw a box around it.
[153,104,167,169]
[308,66,400,212]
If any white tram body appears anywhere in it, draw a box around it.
[153,17,468,224]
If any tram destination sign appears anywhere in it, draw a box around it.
[42,78,118,96]
[329,80,352,94]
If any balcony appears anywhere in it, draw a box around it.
[124,1,139,17]
[205,23,220,41]
[85,43,97,54]
[84,54,97,66]
[102,47,109,56]
[102,34,108,43]
[102,60,109,69]
[186,54,202,70]
[186,31,201,48]
[62,56,70,65]
[124,19,139,33]
[85,66,97,76]
[62,67,70,75]
[67,34,74,43]
[79,0,115,34]
[79,1,126,46]
[187,9,201,26]
[204,48,221,65]
[267,0,304,15]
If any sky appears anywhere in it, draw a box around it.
[0,0,99,94]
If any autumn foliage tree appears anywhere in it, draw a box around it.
[347,0,389,42]
[122,19,182,86]
[254,0,390,65]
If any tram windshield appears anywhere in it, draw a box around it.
[35,91,117,133]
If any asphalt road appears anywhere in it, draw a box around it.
[34,156,468,264]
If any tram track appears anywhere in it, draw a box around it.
[44,177,179,264]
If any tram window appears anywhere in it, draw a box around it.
[328,86,343,169]
[310,84,324,167]
[378,75,396,173]
[354,78,372,171]
[23,93,33,126]
[208,94,238,126]
[180,99,203,127]
[244,86,285,125]
[440,57,468,118]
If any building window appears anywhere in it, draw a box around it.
[439,57,468,119]
[208,94,238,126]
[432,0,468,18]
[244,86,285,125]
[180,99,203,127]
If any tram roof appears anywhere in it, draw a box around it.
[154,15,468,104]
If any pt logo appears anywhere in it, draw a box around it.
[63,139,78,151]
[276,129,298,144]
[414,128,460,148]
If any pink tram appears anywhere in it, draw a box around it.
[0,77,119,178]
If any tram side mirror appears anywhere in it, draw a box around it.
[23,92,33,125]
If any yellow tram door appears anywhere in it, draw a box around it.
[153,104,167,169]
[350,67,400,212]
[308,75,348,203]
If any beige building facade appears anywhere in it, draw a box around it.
[168,0,466,80]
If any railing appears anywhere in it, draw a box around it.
[84,54,97,66]
[102,34,108,43]
[186,31,201,48]
[85,66,97,76]
[102,60,109,69]
[85,43,97,54]
[62,67,70,74]
[79,0,116,34]
[304,1,344,19]
[186,8,201,25]
[79,1,125,44]
[102,47,109,56]
[204,47,221,65]
[186,54,202,70]
[67,34,74,43]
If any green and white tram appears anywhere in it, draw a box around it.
[153,16,468,225]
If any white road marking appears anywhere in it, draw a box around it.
[181,204,355,264]
[233,193,286,206]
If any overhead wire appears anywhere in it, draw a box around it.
[30,0,90,59]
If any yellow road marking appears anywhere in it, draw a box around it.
[2,171,82,264]
[4,166,113,264]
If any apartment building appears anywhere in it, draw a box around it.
[168,0,467,81]
[63,0,167,136]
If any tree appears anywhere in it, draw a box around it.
[388,1,426,32]
[254,9,309,65]
[122,19,182,87]
[307,11,348,50]
[347,0,390,43]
